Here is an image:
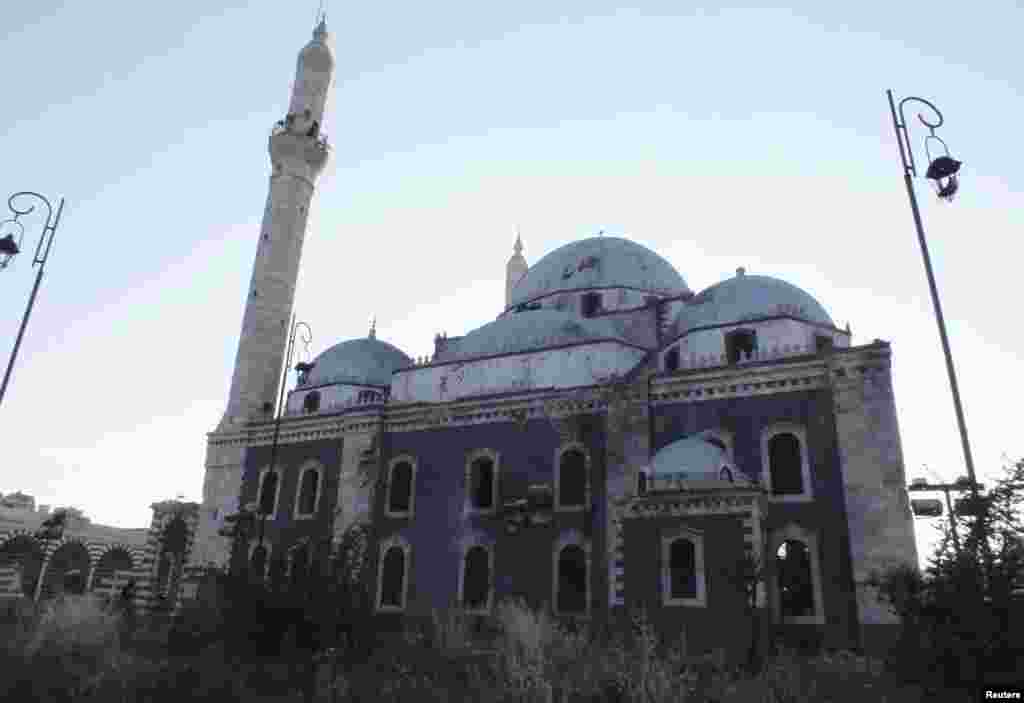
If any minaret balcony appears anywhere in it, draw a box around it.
[269,123,330,171]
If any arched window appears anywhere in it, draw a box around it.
[378,543,408,610]
[669,539,696,599]
[557,447,587,509]
[662,531,706,606]
[720,466,733,482]
[776,539,815,618]
[761,425,812,501]
[250,545,267,584]
[815,335,834,354]
[725,329,757,364]
[581,292,602,317]
[637,471,648,495]
[769,433,804,495]
[556,544,587,614]
[290,543,309,591]
[665,346,680,372]
[258,470,279,516]
[296,467,320,517]
[769,526,823,623]
[461,545,491,610]
[303,390,321,413]
[387,459,414,516]
[467,453,497,512]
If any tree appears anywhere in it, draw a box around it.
[869,458,1024,687]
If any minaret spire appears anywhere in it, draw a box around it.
[505,227,528,309]
[369,315,377,339]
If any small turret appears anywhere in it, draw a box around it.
[505,230,528,308]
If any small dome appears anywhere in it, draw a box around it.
[509,236,689,308]
[303,337,412,387]
[447,309,626,359]
[650,433,753,484]
[676,272,833,332]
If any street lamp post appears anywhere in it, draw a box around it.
[886,92,978,505]
[1,192,65,408]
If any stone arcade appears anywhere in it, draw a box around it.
[182,17,917,657]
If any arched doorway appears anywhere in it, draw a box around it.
[0,534,44,597]
[91,548,135,599]
[154,516,189,611]
[39,541,91,599]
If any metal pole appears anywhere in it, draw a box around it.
[33,536,48,602]
[886,91,978,503]
[0,196,64,408]
[943,486,962,556]
[1,267,45,406]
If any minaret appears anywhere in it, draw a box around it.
[193,18,334,570]
[220,16,333,428]
[505,231,528,308]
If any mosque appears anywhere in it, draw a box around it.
[183,16,918,656]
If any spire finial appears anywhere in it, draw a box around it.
[314,1,328,39]
[513,227,523,256]
[369,315,376,339]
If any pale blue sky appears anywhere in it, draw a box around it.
[2,2,1021,569]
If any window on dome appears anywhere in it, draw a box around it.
[815,335,834,354]
[581,292,602,317]
[725,329,757,364]
[303,391,321,413]
[637,471,647,495]
[665,346,680,372]
[469,456,495,511]
[720,466,733,482]
[556,544,587,614]
[705,436,727,452]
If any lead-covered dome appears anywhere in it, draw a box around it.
[445,309,627,360]
[650,433,754,484]
[676,270,834,333]
[509,236,689,308]
[303,336,412,387]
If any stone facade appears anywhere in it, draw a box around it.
[0,496,199,617]
[184,18,917,663]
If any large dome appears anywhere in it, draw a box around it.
[446,309,627,359]
[509,236,689,308]
[677,271,834,332]
[303,336,412,387]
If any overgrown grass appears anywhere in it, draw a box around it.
[0,594,952,702]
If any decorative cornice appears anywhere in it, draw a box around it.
[204,343,893,447]
[620,490,763,517]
